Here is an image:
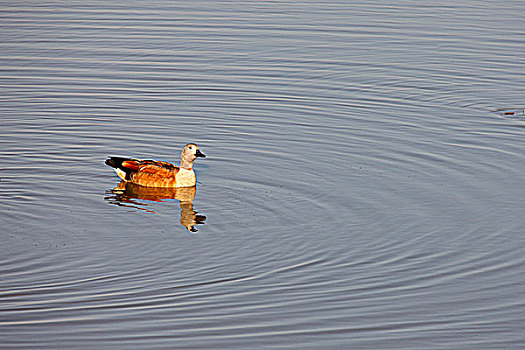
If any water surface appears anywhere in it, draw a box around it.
[1,1,524,349]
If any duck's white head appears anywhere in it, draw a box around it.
[180,143,206,169]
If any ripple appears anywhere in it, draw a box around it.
[1,1,525,349]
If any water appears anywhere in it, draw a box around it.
[1,1,524,349]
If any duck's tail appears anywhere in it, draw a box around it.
[105,156,133,181]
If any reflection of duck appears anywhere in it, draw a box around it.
[105,181,206,232]
[105,143,205,187]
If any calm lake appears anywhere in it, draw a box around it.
[1,1,524,349]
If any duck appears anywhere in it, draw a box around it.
[105,143,206,187]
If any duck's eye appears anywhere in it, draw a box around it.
[189,146,193,150]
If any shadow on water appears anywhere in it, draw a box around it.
[104,182,206,232]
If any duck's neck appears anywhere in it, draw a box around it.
[180,157,194,170]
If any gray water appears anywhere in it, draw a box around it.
[1,1,524,349]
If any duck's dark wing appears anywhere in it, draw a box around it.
[105,157,179,183]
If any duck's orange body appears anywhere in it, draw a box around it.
[105,143,205,188]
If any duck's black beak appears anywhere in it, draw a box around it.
[195,149,206,158]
